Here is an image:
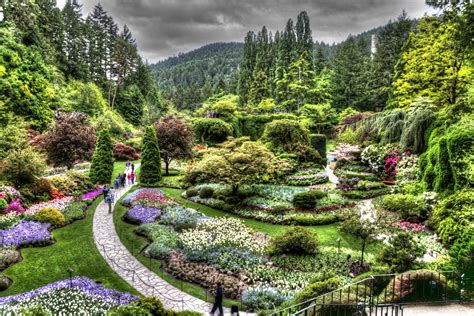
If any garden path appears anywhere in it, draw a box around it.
[93,174,241,314]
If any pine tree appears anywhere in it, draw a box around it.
[248,71,271,106]
[90,129,114,184]
[61,0,88,80]
[314,46,327,75]
[295,11,313,65]
[237,31,256,105]
[140,126,162,185]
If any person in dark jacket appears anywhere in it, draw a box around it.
[211,282,224,316]
[102,185,110,201]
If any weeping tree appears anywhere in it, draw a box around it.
[401,109,433,153]
[90,129,114,184]
[140,126,162,185]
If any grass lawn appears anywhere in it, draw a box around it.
[1,197,139,297]
[113,187,242,308]
[111,160,140,183]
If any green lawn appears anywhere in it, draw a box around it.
[113,187,242,308]
[111,160,140,183]
[1,197,139,297]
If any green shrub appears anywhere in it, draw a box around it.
[198,187,214,199]
[309,134,327,160]
[270,227,319,255]
[357,180,385,191]
[430,189,474,246]
[375,194,426,221]
[140,126,162,185]
[288,215,339,226]
[34,208,65,226]
[89,129,114,184]
[378,232,425,272]
[185,188,198,197]
[134,297,173,316]
[434,137,454,192]
[292,190,327,209]
[175,312,202,316]
[262,119,310,151]
[446,121,473,190]
[0,198,7,211]
[271,204,287,216]
[293,276,341,304]
[63,201,87,223]
[108,305,152,316]
[238,113,297,140]
[191,118,233,143]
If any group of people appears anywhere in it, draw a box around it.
[103,161,137,214]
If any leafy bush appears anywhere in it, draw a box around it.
[292,190,327,209]
[191,118,233,143]
[379,232,425,272]
[310,134,326,159]
[62,201,87,224]
[430,189,473,246]
[336,177,360,192]
[114,143,140,161]
[293,276,342,304]
[198,187,214,199]
[1,147,46,187]
[34,208,65,226]
[357,180,386,191]
[270,227,319,256]
[262,119,310,152]
[184,188,198,197]
[134,297,173,316]
[0,199,7,211]
[108,305,151,316]
[374,194,426,222]
[31,179,53,201]
[271,204,287,216]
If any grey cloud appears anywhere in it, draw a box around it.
[64,0,434,62]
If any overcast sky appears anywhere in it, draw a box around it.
[56,0,437,63]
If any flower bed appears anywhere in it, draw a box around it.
[25,197,73,216]
[122,189,175,208]
[125,205,161,224]
[284,168,329,186]
[0,277,137,314]
[81,189,102,201]
[0,221,53,247]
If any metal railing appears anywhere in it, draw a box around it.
[269,270,468,316]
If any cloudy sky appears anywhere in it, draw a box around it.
[56,0,437,62]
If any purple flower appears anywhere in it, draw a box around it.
[126,205,161,224]
[81,189,102,201]
[3,199,25,215]
[0,276,138,306]
[0,221,52,247]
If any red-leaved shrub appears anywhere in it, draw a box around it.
[114,143,140,161]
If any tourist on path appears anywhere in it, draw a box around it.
[131,162,135,173]
[130,172,135,184]
[105,191,114,214]
[114,177,119,190]
[210,282,224,316]
[102,185,110,201]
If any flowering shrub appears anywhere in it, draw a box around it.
[0,277,137,313]
[126,205,161,224]
[179,218,269,258]
[242,286,293,310]
[159,205,207,231]
[0,186,21,203]
[135,224,178,259]
[0,199,7,212]
[122,189,143,206]
[26,197,73,216]
[0,221,52,247]
[0,213,20,230]
[123,189,175,208]
[384,155,399,176]
[2,199,25,215]
[0,247,21,270]
[399,220,425,232]
[396,153,419,183]
[332,144,361,163]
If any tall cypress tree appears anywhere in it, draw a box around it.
[140,126,162,185]
[90,129,114,184]
[296,11,313,66]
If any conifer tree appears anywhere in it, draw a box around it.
[237,31,256,105]
[296,11,313,65]
[248,71,271,106]
[90,129,114,184]
[140,126,162,185]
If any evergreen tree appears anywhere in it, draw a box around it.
[61,0,88,80]
[314,46,327,75]
[368,12,413,108]
[90,129,114,184]
[274,19,297,103]
[140,126,162,185]
[331,36,371,110]
[237,31,256,105]
[295,11,313,65]
[248,71,271,106]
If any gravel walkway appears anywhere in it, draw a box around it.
[93,180,232,313]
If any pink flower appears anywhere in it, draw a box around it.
[399,220,425,232]
[3,199,25,215]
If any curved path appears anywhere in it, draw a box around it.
[93,182,230,313]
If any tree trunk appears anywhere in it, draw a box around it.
[361,239,366,267]
[165,161,169,175]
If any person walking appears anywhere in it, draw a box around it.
[105,191,114,214]
[210,282,224,316]
[102,185,110,201]
[125,160,131,171]
[130,172,135,184]
[114,177,119,190]
[120,174,126,188]
[131,162,135,173]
